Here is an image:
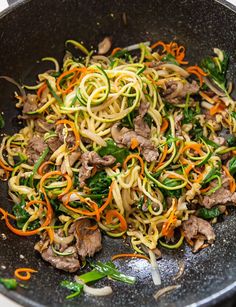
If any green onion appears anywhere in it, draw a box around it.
[0,278,17,290]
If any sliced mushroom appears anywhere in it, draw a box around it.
[98,37,112,54]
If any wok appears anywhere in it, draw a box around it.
[0,0,236,306]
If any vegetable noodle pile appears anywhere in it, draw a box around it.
[0,39,236,265]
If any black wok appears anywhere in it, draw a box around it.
[0,0,236,306]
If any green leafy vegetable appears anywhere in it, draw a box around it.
[226,135,236,147]
[111,49,130,60]
[0,114,5,129]
[90,261,136,284]
[60,280,83,299]
[143,113,153,128]
[201,50,229,91]
[98,140,129,164]
[160,178,182,198]
[13,198,40,230]
[229,157,236,177]
[161,53,179,65]
[0,278,17,290]
[201,167,222,195]
[231,112,236,119]
[197,207,221,219]
[78,270,106,284]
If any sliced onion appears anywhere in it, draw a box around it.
[0,76,26,100]
[124,41,150,51]
[213,48,224,62]
[61,191,84,204]
[53,233,74,245]
[153,285,181,300]
[81,129,107,147]
[148,249,161,285]
[201,101,213,110]
[203,77,225,96]
[74,276,113,296]
[158,64,189,77]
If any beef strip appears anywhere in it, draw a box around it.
[182,215,215,251]
[56,124,75,148]
[163,80,199,104]
[72,219,102,258]
[46,136,63,152]
[34,118,54,133]
[22,94,38,114]
[79,151,115,186]
[26,136,47,165]
[133,102,151,138]
[111,123,159,162]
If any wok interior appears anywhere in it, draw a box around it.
[0,0,236,306]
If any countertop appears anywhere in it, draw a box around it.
[0,0,236,306]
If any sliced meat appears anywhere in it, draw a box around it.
[61,151,81,174]
[212,136,226,146]
[201,186,236,208]
[22,94,38,114]
[174,112,184,136]
[56,124,75,148]
[163,80,199,104]
[182,215,215,246]
[34,118,54,133]
[111,123,159,162]
[46,136,63,152]
[73,219,102,258]
[79,151,115,186]
[134,102,151,138]
[40,245,80,273]
[26,136,47,165]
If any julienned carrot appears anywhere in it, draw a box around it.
[209,103,226,116]
[222,165,236,193]
[47,228,54,244]
[106,209,127,232]
[55,119,80,152]
[160,118,169,133]
[200,186,211,193]
[186,66,208,87]
[184,164,194,175]
[2,200,52,236]
[111,253,149,261]
[193,172,204,184]
[181,143,203,155]
[38,161,54,176]
[37,82,47,98]
[158,144,168,165]
[111,47,122,56]
[0,208,16,220]
[123,154,144,178]
[14,268,37,281]
[98,181,114,213]
[199,91,216,104]
[151,41,188,64]
[0,159,13,171]
[130,138,139,150]
[56,67,87,94]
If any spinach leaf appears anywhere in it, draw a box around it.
[197,207,221,219]
[98,140,129,164]
[231,112,236,119]
[160,178,182,198]
[90,261,136,284]
[0,278,17,290]
[161,53,179,65]
[201,50,229,91]
[60,280,83,299]
[143,113,153,128]
[226,135,236,147]
[13,199,40,230]
[0,114,5,129]
[229,157,236,177]
[87,171,111,196]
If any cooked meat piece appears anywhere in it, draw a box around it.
[134,102,151,138]
[111,123,159,162]
[40,246,80,272]
[79,151,115,186]
[72,219,102,258]
[163,80,199,104]
[56,124,75,148]
[212,136,226,146]
[192,235,207,253]
[46,136,63,152]
[174,112,184,136]
[201,186,236,208]
[26,136,47,165]
[61,151,81,174]
[182,215,215,245]
[34,118,54,133]
[22,94,38,114]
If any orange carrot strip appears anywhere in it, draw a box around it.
[47,228,54,244]
[130,138,139,150]
[199,91,216,104]
[14,268,37,281]
[222,165,236,193]
[56,68,86,94]
[160,118,169,133]
[106,209,127,232]
[55,119,80,152]
[111,47,122,56]
[209,103,226,116]
[0,159,13,171]
[98,182,114,213]
[111,253,149,261]
[38,161,54,176]
[200,186,211,193]
[181,143,203,155]
[37,82,47,98]
[150,41,167,51]
[123,154,144,178]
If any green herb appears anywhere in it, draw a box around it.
[143,113,153,128]
[0,278,17,290]
[60,280,83,299]
[160,178,182,198]
[0,114,5,129]
[231,112,236,119]
[161,53,179,65]
[229,157,236,177]
[13,198,40,230]
[78,270,106,284]
[197,207,221,219]
[90,261,136,284]
[226,135,236,147]
[190,121,204,140]
[98,140,129,164]
[201,50,229,91]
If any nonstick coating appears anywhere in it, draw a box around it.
[0,0,236,306]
